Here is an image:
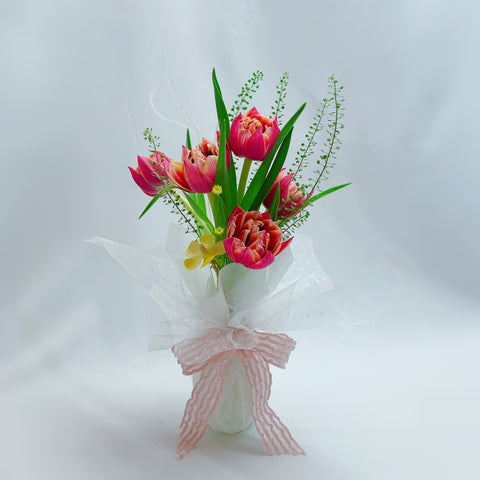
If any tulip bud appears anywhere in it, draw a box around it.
[129,151,170,197]
[229,108,280,161]
[263,168,306,219]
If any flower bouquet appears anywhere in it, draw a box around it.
[92,69,349,459]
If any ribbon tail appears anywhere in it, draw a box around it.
[239,350,305,456]
[176,351,234,459]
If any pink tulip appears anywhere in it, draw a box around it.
[263,168,306,219]
[169,139,219,194]
[229,107,280,161]
[129,151,170,197]
[223,206,293,269]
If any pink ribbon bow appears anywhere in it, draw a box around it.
[172,327,305,459]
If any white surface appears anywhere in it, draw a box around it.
[1,1,479,479]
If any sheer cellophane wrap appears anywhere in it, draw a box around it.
[90,224,336,455]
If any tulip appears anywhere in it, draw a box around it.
[169,139,219,194]
[263,168,306,219]
[229,107,280,161]
[129,151,170,197]
[223,206,293,269]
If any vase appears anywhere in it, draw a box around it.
[193,355,253,434]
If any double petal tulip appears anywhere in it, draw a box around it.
[229,107,280,161]
[129,151,170,196]
[169,139,219,194]
[223,206,293,269]
[263,168,306,219]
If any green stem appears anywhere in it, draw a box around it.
[207,192,215,214]
[237,158,252,203]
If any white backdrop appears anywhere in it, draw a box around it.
[1,1,479,479]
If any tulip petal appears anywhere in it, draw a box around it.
[246,107,259,116]
[169,160,193,192]
[137,155,155,177]
[248,250,275,269]
[229,114,243,155]
[234,245,260,267]
[243,128,266,161]
[183,154,214,193]
[129,167,159,196]
[277,236,294,255]
[223,237,239,263]
[202,155,219,180]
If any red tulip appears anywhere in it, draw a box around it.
[263,168,306,219]
[169,139,219,194]
[129,151,170,197]
[229,108,280,161]
[223,206,293,269]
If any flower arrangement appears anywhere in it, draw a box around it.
[95,69,348,459]
[129,70,349,276]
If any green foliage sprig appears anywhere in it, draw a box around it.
[291,98,330,181]
[278,75,348,238]
[310,75,345,192]
[270,72,289,125]
[229,70,264,121]
[143,127,161,152]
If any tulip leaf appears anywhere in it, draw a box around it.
[304,183,352,206]
[213,69,237,210]
[213,120,229,228]
[185,128,192,149]
[138,191,163,219]
[269,183,281,221]
[227,151,237,212]
[211,192,228,238]
[240,102,306,211]
[186,194,214,233]
[192,192,206,216]
[250,128,292,211]
[215,120,229,196]
[212,68,230,137]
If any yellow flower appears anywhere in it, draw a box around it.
[211,184,223,195]
[184,234,226,270]
[214,226,224,235]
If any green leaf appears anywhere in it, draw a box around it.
[227,153,237,212]
[212,68,230,137]
[215,120,229,196]
[185,128,192,149]
[268,183,281,221]
[211,192,227,234]
[187,194,214,233]
[241,102,306,210]
[138,191,163,219]
[305,183,351,206]
[213,120,229,228]
[193,192,206,214]
[250,128,293,211]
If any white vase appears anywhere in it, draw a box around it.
[193,355,253,434]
